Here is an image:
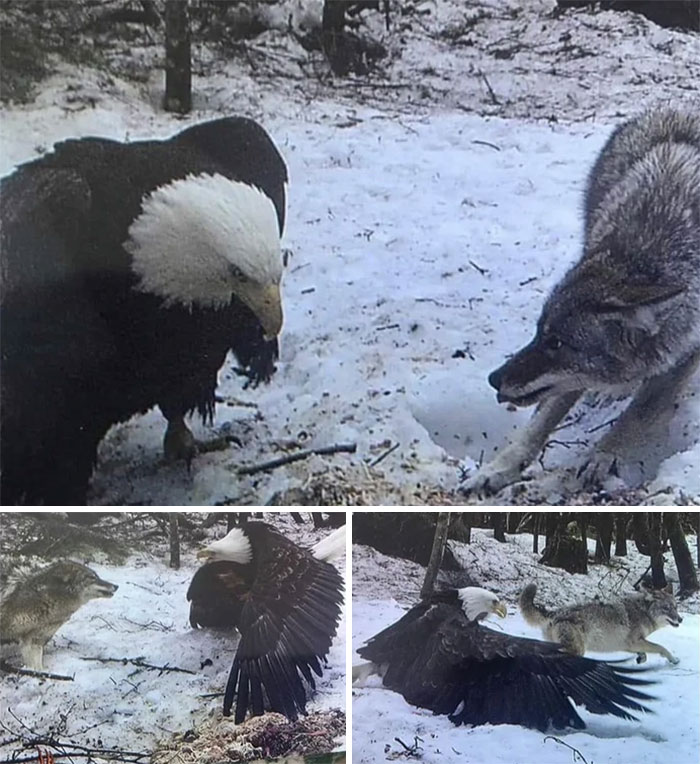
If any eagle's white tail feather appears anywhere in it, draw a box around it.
[311,525,346,562]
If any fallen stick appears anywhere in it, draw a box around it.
[79,657,196,675]
[238,443,357,476]
[369,442,400,468]
[0,661,73,682]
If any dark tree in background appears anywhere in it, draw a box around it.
[664,513,699,595]
[169,512,180,569]
[420,512,450,599]
[615,513,628,557]
[164,0,191,113]
[539,514,587,574]
[633,513,667,588]
[492,512,506,543]
[594,513,614,563]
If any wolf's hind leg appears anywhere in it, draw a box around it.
[552,622,586,656]
[461,391,581,496]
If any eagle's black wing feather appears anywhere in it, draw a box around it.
[0,166,120,505]
[223,524,344,723]
[360,599,654,731]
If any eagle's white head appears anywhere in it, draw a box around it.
[125,173,283,338]
[197,526,253,564]
[457,587,507,622]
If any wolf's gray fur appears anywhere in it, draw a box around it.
[464,107,700,495]
[520,583,682,664]
[0,560,118,670]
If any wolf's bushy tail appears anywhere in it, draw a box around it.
[519,583,552,627]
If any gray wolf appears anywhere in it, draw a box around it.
[463,107,700,495]
[0,560,118,670]
[520,582,682,664]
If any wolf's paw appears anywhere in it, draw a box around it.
[577,451,621,490]
[459,461,525,498]
[668,654,680,665]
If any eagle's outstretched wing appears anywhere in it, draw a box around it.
[359,599,654,731]
[223,526,344,723]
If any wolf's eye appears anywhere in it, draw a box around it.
[544,334,562,351]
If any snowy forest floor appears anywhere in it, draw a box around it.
[1,0,699,505]
[0,512,347,764]
[352,526,700,764]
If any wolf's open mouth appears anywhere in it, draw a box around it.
[497,385,552,407]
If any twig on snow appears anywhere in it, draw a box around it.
[369,442,400,468]
[471,139,501,151]
[0,661,73,682]
[479,70,500,105]
[543,736,589,763]
[238,443,357,476]
[79,657,196,675]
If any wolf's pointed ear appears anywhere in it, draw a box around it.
[599,282,685,336]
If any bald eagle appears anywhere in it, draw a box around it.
[0,117,286,505]
[187,521,345,723]
[354,587,654,731]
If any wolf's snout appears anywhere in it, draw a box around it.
[488,365,504,392]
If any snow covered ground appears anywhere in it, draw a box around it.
[352,526,700,764]
[0,513,346,762]
[1,0,698,505]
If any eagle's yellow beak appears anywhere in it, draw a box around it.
[197,547,214,561]
[494,601,507,618]
[239,282,283,340]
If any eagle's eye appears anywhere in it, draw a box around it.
[230,265,249,283]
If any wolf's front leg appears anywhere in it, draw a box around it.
[461,391,581,496]
[581,350,700,487]
[631,639,679,665]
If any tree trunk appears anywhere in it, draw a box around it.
[493,512,506,543]
[507,512,522,533]
[665,513,699,595]
[169,513,180,569]
[540,513,587,574]
[577,513,588,558]
[594,513,614,563]
[648,513,667,588]
[420,512,450,599]
[164,0,191,113]
[322,1,348,75]
[460,512,472,544]
[633,512,651,556]
[533,513,539,554]
[545,513,558,547]
[614,513,628,556]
